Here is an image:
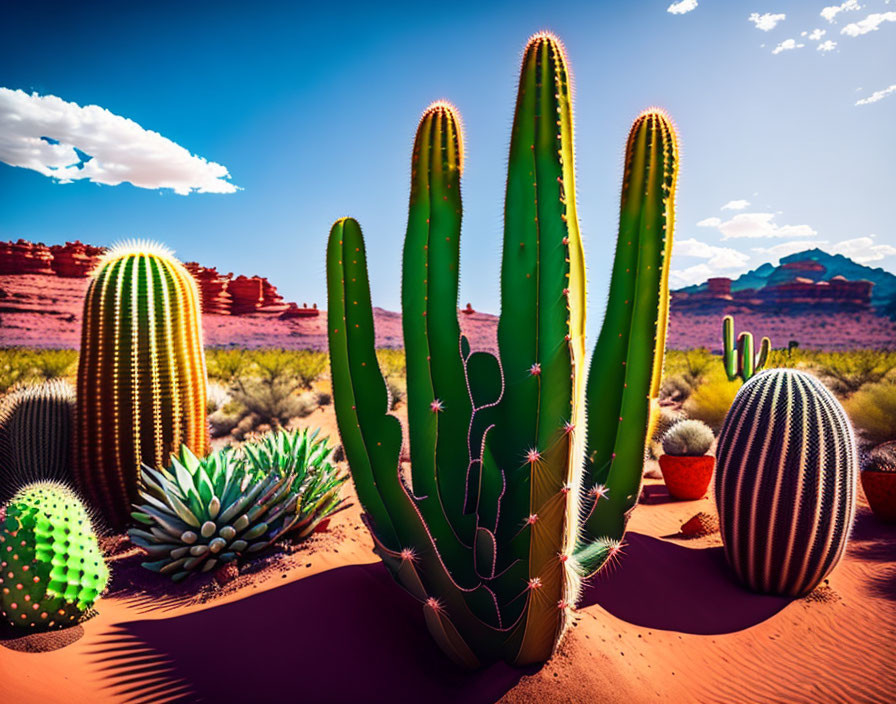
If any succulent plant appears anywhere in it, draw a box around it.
[0,482,108,629]
[129,430,346,581]
[75,240,209,530]
[716,369,858,596]
[327,33,678,667]
[0,379,76,503]
[661,419,714,457]
[865,441,896,472]
[722,315,770,383]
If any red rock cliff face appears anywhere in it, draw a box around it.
[0,239,55,275]
[0,239,318,318]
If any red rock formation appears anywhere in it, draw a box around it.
[706,277,732,298]
[184,262,233,315]
[0,239,55,275]
[228,275,265,314]
[280,302,320,319]
[49,241,106,277]
[461,303,476,315]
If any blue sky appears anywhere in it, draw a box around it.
[1,0,894,340]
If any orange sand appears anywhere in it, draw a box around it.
[1,405,895,703]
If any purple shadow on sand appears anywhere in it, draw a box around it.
[580,532,792,635]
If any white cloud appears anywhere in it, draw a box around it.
[808,28,827,40]
[749,12,786,31]
[699,212,817,240]
[674,237,752,268]
[0,88,238,195]
[821,0,861,23]
[772,38,805,54]
[856,84,896,105]
[829,236,896,263]
[841,12,896,36]
[670,263,715,288]
[817,40,838,51]
[721,199,750,211]
[752,240,823,261]
[667,0,698,14]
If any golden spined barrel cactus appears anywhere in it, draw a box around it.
[0,379,76,503]
[0,482,109,629]
[75,241,209,530]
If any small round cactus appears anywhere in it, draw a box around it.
[866,442,896,473]
[662,419,715,457]
[0,482,109,629]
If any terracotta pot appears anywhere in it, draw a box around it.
[861,471,896,523]
[659,455,715,500]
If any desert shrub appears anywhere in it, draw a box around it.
[659,374,692,404]
[291,350,328,389]
[206,381,232,413]
[810,350,896,396]
[385,377,406,410]
[28,349,78,380]
[0,349,26,394]
[664,348,715,389]
[316,391,332,406]
[206,349,248,382]
[209,401,245,438]
[376,349,407,379]
[683,372,741,432]
[843,382,896,445]
[864,442,896,472]
[232,378,317,429]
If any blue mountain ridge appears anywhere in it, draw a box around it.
[677,248,896,307]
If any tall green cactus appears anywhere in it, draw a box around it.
[722,314,770,382]
[577,109,679,571]
[327,34,678,667]
[0,379,75,503]
[75,241,209,530]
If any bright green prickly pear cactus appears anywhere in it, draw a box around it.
[327,34,678,667]
[0,482,108,629]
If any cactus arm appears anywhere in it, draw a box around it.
[579,110,678,574]
[757,336,771,372]
[722,315,737,381]
[326,218,402,549]
[495,33,586,666]
[401,104,476,556]
[738,332,755,381]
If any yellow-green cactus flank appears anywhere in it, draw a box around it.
[75,241,209,530]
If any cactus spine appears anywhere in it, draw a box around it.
[0,482,108,628]
[75,241,209,529]
[715,369,857,596]
[0,379,76,503]
[722,314,770,382]
[577,109,679,573]
[328,34,678,666]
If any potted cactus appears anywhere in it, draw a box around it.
[861,441,896,522]
[659,420,716,500]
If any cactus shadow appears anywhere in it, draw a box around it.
[848,507,896,601]
[91,562,530,704]
[579,532,792,635]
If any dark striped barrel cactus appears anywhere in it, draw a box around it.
[715,369,858,596]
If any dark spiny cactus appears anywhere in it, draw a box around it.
[722,315,770,383]
[75,241,209,529]
[327,33,678,667]
[0,379,75,503]
[715,369,857,596]
[0,482,108,628]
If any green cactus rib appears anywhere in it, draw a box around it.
[721,315,770,383]
[0,482,108,629]
[75,241,209,530]
[577,109,679,575]
[0,379,76,503]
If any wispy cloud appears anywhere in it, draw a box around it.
[749,12,786,31]
[807,28,827,40]
[772,38,804,54]
[698,212,817,240]
[667,0,698,15]
[856,84,896,105]
[817,39,838,51]
[829,236,896,263]
[671,238,752,287]
[752,240,822,261]
[721,199,750,211]
[821,0,861,23]
[841,11,896,36]
[0,88,238,195]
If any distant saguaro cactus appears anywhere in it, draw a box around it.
[327,33,679,666]
[722,315,770,382]
[75,241,209,529]
[715,369,857,596]
[0,379,75,502]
